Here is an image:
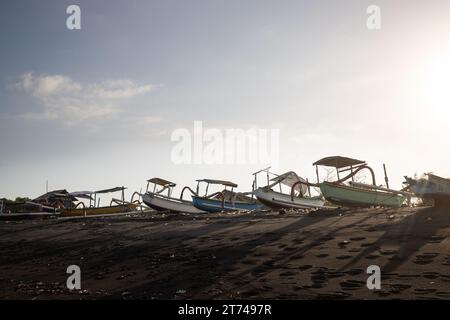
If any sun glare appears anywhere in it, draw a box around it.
[419,50,450,121]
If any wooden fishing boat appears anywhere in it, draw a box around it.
[60,187,138,217]
[192,179,264,213]
[405,173,450,206]
[313,156,408,208]
[0,190,72,220]
[141,177,206,214]
[252,167,327,210]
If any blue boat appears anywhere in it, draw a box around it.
[192,179,264,213]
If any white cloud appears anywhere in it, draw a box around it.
[17,73,154,125]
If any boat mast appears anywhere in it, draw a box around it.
[383,164,390,189]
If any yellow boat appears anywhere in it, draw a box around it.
[60,187,139,217]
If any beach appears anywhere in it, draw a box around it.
[0,207,449,300]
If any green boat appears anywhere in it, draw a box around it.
[313,156,408,208]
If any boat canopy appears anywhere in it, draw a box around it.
[196,179,238,188]
[68,191,94,200]
[95,186,127,194]
[426,173,450,184]
[69,187,126,198]
[270,171,308,195]
[34,189,79,202]
[147,177,176,187]
[313,156,366,169]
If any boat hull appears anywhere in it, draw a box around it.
[142,193,206,214]
[254,188,326,210]
[60,203,138,217]
[319,182,405,208]
[407,176,450,206]
[0,212,59,221]
[192,196,263,213]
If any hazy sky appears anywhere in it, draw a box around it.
[1,0,450,203]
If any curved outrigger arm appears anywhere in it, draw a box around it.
[290,165,377,201]
[180,186,198,200]
[73,202,87,216]
[334,165,377,185]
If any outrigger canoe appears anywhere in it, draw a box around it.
[60,186,139,217]
[252,167,327,210]
[192,179,264,213]
[405,173,450,206]
[141,177,206,214]
[313,156,408,208]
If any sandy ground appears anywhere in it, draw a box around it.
[0,207,449,300]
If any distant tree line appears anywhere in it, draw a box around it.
[0,197,32,204]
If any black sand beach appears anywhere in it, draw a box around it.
[0,207,449,300]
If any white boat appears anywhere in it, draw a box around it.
[141,178,206,214]
[405,173,450,206]
[252,168,327,210]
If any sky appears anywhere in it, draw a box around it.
[1,0,450,204]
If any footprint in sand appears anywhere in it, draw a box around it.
[240,289,260,298]
[253,252,266,257]
[360,242,376,248]
[379,249,398,255]
[414,253,439,265]
[436,291,450,298]
[374,290,391,297]
[340,280,366,291]
[422,272,440,279]
[349,236,366,241]
[336,255,352,260]
[280,270,297,277]
[414,288,436,295]
[315,291,352,299]
[429,235,447,243]
[442,256,450,266]
[440,275,450,282]
[390,283,412,292]
[299,264,313,271]
[241,258,259,265]
[397,274,421,279]
[327,271,346,278]
[346,269,363,276]
[310,271,328,288]
[262,260,275,267]
[338,241,350,248]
